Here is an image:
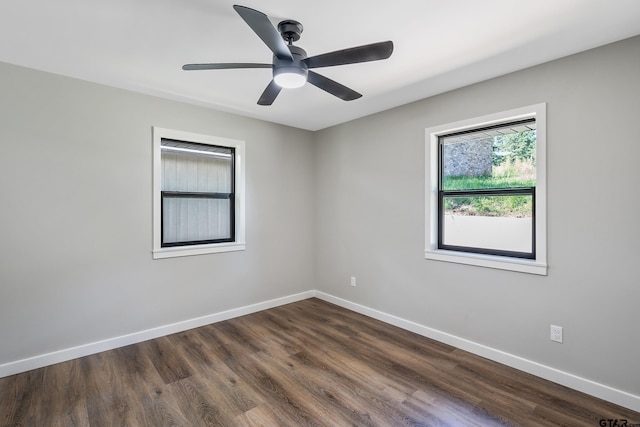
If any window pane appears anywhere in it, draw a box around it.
[441,121,536,190]
[161,151,232,193]
[163,197,231,244]
[442,194,533,254]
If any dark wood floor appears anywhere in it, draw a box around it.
[1,298,639,426]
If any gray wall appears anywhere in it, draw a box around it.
[0,62,316,364]
[314,36,640,395]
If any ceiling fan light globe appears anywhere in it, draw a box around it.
[274,70,307,88]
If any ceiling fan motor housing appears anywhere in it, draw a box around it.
[273,45,308,84]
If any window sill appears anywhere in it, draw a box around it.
[153,242,245,259]
[425,249,547,275]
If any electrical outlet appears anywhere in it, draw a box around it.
[550,325,563,343]
[350,276,357,287]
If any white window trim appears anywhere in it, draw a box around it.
[152,127,246,259]
[425,104,547,275]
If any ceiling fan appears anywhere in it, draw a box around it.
[182,5,394,105]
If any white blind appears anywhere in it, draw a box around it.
[161,139,233,245]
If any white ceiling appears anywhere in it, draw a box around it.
[1,0,639,131]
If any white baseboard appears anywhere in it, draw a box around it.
[313,291,640,413]
[2,289,638,413]
[0,290,314,379]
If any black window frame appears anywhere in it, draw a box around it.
[437,119,536,260]
[160,139,236,248]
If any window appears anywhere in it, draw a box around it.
[425,104,547,275]
[153,127,245,259]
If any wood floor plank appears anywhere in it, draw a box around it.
[0,368,45,426]
[166,332,259,417]
[110,344,189,427]
[234,404,282,427]
[1,298,639,426]
[141,336,194,385]
[286,349,417,425]
[32,359,89,427]
[168,376,236,426]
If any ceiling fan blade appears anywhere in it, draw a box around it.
[304,41,394,69]
[233,5,293,61]
[258,80,282,105]
[182,63,272,71]
[307,71,362,101]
